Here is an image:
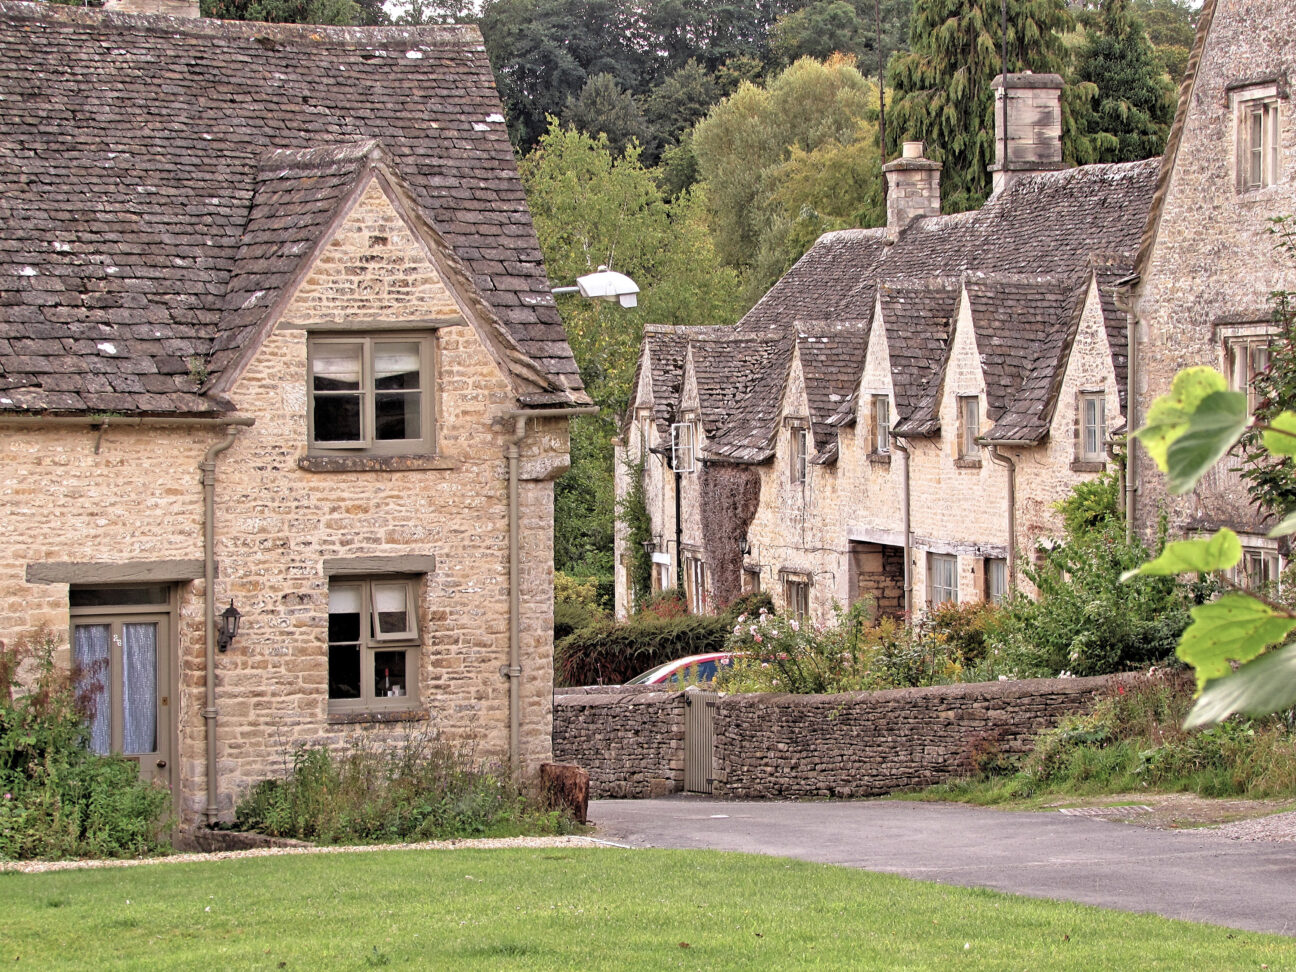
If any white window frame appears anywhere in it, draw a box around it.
[1224,332,1273,414]
[873,395,891,454]
[1232,85,1281,191]
[1079,392,1107,461]
[958,396,980,459]
[671,421,696,473]
[327,576,420,713]
[783,577,810,621]
[928,553,959,607]
[985,557,1007,605]
[307,333,436,456]
[684,555,707,613]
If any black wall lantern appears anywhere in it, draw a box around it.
[739,537,751,557]
[642,539,657,556]
[216,599,241,653]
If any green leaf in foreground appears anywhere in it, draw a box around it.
[1186,643,1296,728]
[1176,593,1296,691]
[1269,509,1296,538]
[1122,528,1241,580]
[1163,389,1249,494]
[1134,367,1228,471]
[1262,410,1296,456]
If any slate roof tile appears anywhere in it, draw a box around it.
[0,2,582,414]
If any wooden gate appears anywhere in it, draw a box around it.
[684,690,717,794]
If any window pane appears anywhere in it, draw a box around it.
[373,583,412,636]
[329,644,361,699]
[374,343,421,390]
[375,391,421,441]
[312,345,362,392]
[374,650,408,698]
[73,624,111,755]
[70,586,169,608]
[121,622,157,755]
[328,585,362,615]
[314,394,363,443]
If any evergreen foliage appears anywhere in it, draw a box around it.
[563,73,654,157]
[886,0,1084,212]
[1073,0,1176,163]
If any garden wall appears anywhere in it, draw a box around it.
[551,690,685,797]
[554,675,1129,799]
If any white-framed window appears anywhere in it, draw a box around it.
[1079,392,1107,461]
[783,577,810,621]
[655,560,672,593]
[958,396,980,459]
[1241,545,1281,590]
[928,553,958,607]
[789,426,808,485]
[1234,89,1280,190]
[1226,335,1272,414]
[308,334,435,455]
[637,408,652,455]
[873,395,891,454]
[328,577,419,712]
[985,558,1008,604]
[671,421,696,473]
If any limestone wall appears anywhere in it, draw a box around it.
[551,690,685,797]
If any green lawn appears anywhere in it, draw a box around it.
[1,848,1289,970]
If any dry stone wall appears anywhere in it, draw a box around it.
[555,676,1123,800]
[552,690,685,797]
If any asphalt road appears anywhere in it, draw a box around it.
[590,796,1296,936]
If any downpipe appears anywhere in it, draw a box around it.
[986,445,1017,591]
[892,436,913,615]
[503,406,597,784]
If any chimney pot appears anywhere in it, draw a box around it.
[902,140,924,159]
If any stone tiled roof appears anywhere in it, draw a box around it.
[637,157,1158,461]
[797,326,870,452]
[0,2,583,414]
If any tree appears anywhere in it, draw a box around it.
[692,54,883,297]
[520,123,742,575]
[200,0,361,24]
[644,60,720,155]
[1129,219,1296,727]
[1073,0,1176,163]
[1133,0,1198,83]
[564,73,653,157]
[886,0,1082,212]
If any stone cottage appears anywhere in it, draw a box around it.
[1125,0,1296,576]
[615,74,1158,622]
[0,0,590,831]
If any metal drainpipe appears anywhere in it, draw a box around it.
[674,463,684,600]
[892,436,913,615]
[987,445,1017,590]
[1125,303,1140,543]
[200,418,254,826]
[503,405,597,784]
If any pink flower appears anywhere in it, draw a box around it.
[754,634,763,643]
[759,608,768,616]
[749,625,758,636]
[789,619,799,632]
[737,614,748,623]
[733,625,741,636]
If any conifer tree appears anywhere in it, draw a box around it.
[886,0,1080,212]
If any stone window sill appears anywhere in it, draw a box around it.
[867,452,892,466]
[326,708,429,725]
[299,454,459,473]
[1070,460,1106,473]
[953,458,982,469]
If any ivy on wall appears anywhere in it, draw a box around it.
[700,461,762,610]
[616,455,654,609]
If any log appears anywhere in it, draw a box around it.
[540,762,589,824]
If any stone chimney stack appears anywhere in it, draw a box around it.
[103,0,201,16]
[990,72,1066,194]
[882,141,942,236]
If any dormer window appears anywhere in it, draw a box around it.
[1079,392,1107,462]
[1231,83,1282,191]
[671,420,696,473]
[308,334,436,455]
[789,425,808,485]
[873,395,891,454]
[958,396,980,460]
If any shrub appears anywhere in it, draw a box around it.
[235,730,570,843]
[0,629,171,860]
[719,591,775,625]
[555,612,732,686]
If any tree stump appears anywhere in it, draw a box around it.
[540,762,589,824]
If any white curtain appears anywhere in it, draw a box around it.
[73,624,110,755]
[121,623,157,755]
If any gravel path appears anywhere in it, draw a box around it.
[1203,809,1296,842]
[0,834,620,875]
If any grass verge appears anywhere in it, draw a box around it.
[1,847,1292,970]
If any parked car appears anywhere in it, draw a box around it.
[625,653,738,686]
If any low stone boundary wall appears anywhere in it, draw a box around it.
[552,690,685,797]
[554,675,1131,800]
[713,675,1120,799]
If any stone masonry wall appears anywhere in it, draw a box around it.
[553,676,1124,800]
[713,676,1116,798]
[552,690,685,797]
[2,180,565,826]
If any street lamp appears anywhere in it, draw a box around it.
[551,266,640,309]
